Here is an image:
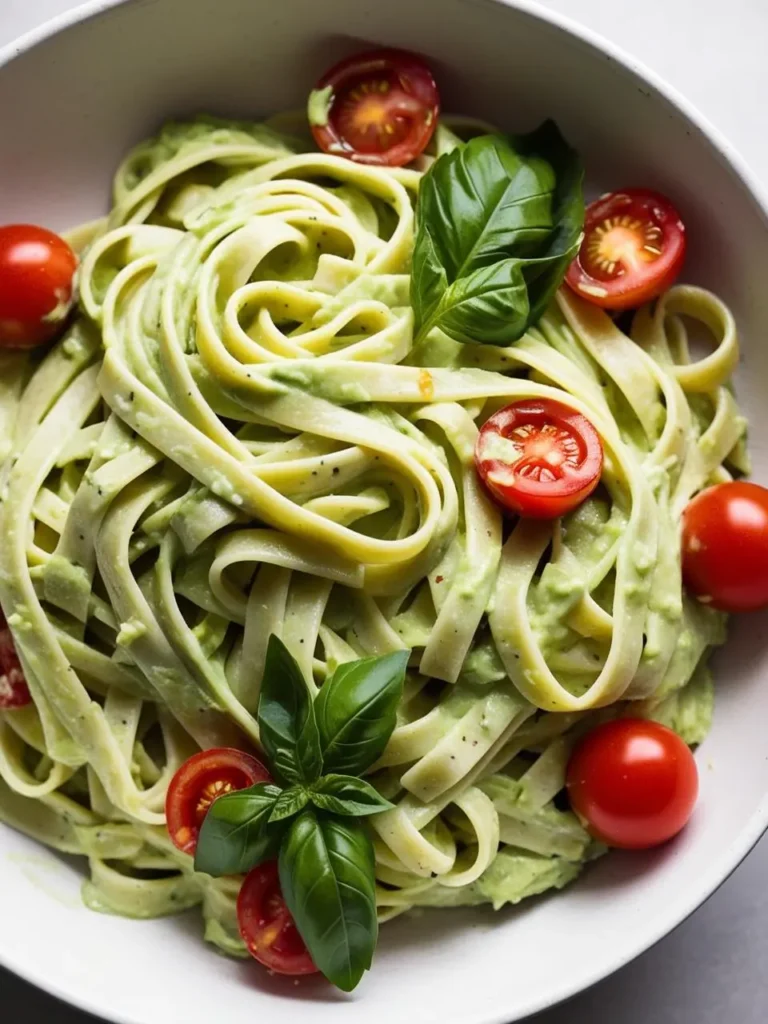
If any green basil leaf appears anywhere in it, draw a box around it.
[310,774,393,817]
[258,634,322,784]
[194,782,283,877]
[279,810,377,991]
[412,122,584,346]
[269,785,310,823]
[314,650,408,776]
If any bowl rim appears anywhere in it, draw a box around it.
[1,1,768,1022]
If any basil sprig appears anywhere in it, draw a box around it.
[411,120,584,347]
[195,635,408,991]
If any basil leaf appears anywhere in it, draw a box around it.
[311,774,393,817]
[279,810,378,991]
[269,785,310,823]
[412,122,584,346]
[194,782,283,877]
[314,651,407,776]
[258,634,322,784]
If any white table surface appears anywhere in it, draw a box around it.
[1,1,767,1021]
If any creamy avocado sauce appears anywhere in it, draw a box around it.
[307,85,334,128]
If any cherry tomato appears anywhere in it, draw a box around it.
[166,748,271,855]
[309,48,439,166]
[682,481,768,613]
[0,609,32,709]
[238,862,318,976]
[474,399,604,519]
[566,719,698,849]
[565,189,686,310]
[0,225,78,348]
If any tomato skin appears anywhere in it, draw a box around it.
[238,862,318,977]
[0,609,32,709]
[166,748,271,855]
[566,719,698,850]
[310,48,439,167]
[0,225,78,348]
[565,189,686,310]
[474,399,604,519]
[682,481,768,613]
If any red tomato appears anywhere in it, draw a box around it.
[238,862,318,977]
[474,399,604,519]
[309,48,439,166]
[0,225,78,349]
[0,609,32,709]
[682,481,768,613]
[166,748,271,855]
[565,189,686,310]
[566,719,698,849]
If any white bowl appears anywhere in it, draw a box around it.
[1,1,768,1022]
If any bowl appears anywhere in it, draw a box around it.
[1,1,768,1022]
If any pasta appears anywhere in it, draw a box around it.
[0,114,746,953]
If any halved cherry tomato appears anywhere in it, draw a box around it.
[565,189,686,310]
[309,48,439,166]
[682,481,768,613]
[474,399,604,519]
[566,719,698,850]
[166,748,271,855]
[0,225,78,348]
[238,862,318,976]
[0,609,32,709]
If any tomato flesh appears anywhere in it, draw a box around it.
[0,609,32,709]
[474,399,604,519]
[682,481,768,613]
[566,719,698,849]
[565,189,686,310]
[238,862,318,976]
[166,748,271,855]
[0,225,77,348]
[310,48,439,166]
